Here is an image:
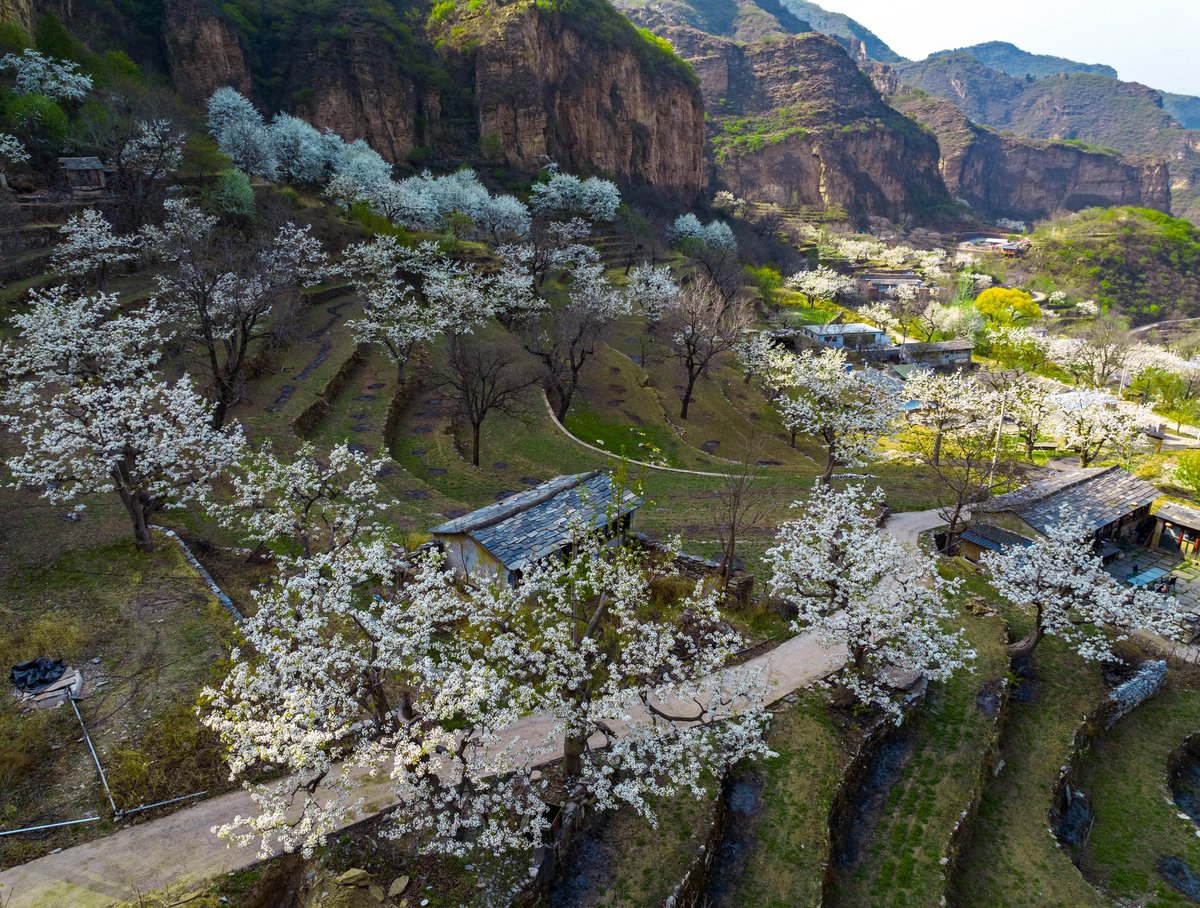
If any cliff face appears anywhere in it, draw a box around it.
[144,0,706,199]
[890,89,1171,222]
[161,0,253,108]
[473,4,706,201]
[0,0,31,31]
[285,13,427,164]
[665,27,949,222]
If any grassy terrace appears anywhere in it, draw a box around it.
[950,619,1108,907]
[1075,669,1200,906]
[828,562,1010,907]
[712,691,860,908]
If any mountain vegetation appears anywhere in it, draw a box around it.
[935,40,1117,80]
[1017,207,1200,322]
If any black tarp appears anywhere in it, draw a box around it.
[10,658,66,693]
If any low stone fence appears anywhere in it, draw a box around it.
[512,795,588,907]
[292,344,367,438]
[664,776,730,908]
[1050,660,1168,851]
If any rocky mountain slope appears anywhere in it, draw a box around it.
[935,41,1117,80]
[5,0,706,200]
[892,48,1200,222]
[888,86,1170,223]
[662,25,949,222]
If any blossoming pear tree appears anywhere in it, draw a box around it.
[768,484,972,721]
[50,209,139,291]
[215,441,393,560]
[203,532,770,858]
[775,348,900,482]
[982,513,1187,659]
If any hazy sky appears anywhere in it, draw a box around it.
[814,1,1200,96]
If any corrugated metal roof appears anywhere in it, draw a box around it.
[430,472,642,572]
[961,524,1033,553]
[901,340,974,354]
[1011,466,1158,537]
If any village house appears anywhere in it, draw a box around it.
[898,339,975,370]
[856,271,930,302]
[798,322,893,353]
[959,523,1033,565]
[973,466,1159,561]
[1149,501,1200,559]
[429,471,641,586]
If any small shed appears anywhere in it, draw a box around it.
[58,157,110,195]
[429,471,642,586]
[959,524,1033,565]
[1150,501,1200,559]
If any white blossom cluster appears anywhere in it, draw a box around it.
[768,483,973,721]
[0,131,29,167]
[0,49,93,101]
[529,169,621,224]
[625,262,680,322]
[0,286,243,546]
[775,348,901,480]
[983,510,1187,661]
[785,265,857,306]
[51,209,139,289]
[666,213,737,250]
[215,441,393,560]
[202,533,770,858]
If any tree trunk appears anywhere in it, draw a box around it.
[680,373,698,420]
[471,422,482,468]
[116,486,155,553]
[210,397,229,430]
[932,429,944,467]
[1007,606,1045,659]
[564,732,585,777]
[821,452,836,485]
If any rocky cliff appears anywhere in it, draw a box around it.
[156,0,704,199]
[663,26,949,222]
[470,2,706,201]
[890,88,1171,222]
[161,0,253,108]
[0,0,31,31]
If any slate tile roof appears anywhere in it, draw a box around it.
[961,524,1033,553]
[429,471,642,572]
[1154,501,1200,533]
[900,339,975,355]
[990,466,1159,537]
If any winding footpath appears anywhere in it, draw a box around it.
[0,510,945,908]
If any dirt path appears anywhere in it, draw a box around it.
[0,511,943,908]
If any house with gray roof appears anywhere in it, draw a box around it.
[978,466,1159,559]
[429,471,642,585]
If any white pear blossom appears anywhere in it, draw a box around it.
[1053,393,1141,467]
[768,483,972,721]
[0,49,92,101]
[983,512,1187,659]
[203,533,770,859]
[625,263,679,322]
[216,441,393,559]
[775,349,900,482]
[0,131,29,167]
[785,266,856,307]
[529,171,621,224]
[3,375,243,552]
[51,209,139,291]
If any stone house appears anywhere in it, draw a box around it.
[429,471,641,586]
[898,339,975,370]
[798,322,893,353]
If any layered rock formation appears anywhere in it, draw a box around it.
[665,27,949,222]
[160,0,253,107]
[891,89,1171,222]
[473,4,705,201]
[0,0,31,31]
[132,0,705,199]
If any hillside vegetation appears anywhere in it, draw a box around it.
[1023,207,1200,322]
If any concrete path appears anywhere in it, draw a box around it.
[0,510,943,908]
